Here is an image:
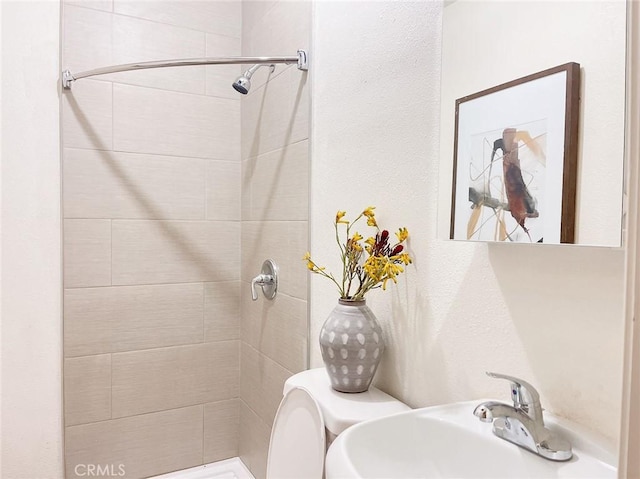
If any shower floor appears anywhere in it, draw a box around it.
[151,458,254,479]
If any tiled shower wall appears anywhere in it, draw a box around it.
[238,3,310,478]
[62,1,243,478]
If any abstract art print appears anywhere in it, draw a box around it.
[450,63,580,244]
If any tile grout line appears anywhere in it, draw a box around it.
[104,78,241,101]
[64,218,244,223]
[109,218,113,286]
[110,352,113,420]
[63,279,248,291]
[243,137,309,163]
[107,77,242,102]
[110,78,114,287]
[65,3,242,43]
[65,338,241,361]
[204,159,209,221]
[202,281,206,342]
[67,400,234,430]
[64,279,306,301]
[111,5,242,39]
[65,144,242,163]
[202,400,205,465]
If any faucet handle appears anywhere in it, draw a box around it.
[250,259,278,301]
[485,372,541,413]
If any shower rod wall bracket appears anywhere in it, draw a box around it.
[296,49,309,71]
[62,70,75,90]
[62,50,308,89]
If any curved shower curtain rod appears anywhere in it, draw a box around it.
[62,49,308,89]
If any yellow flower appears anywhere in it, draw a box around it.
[351,242,363,252]
[381,271,399,290]
[395,227,409,243]
[383,261,403,277]
[399,253,412,265]
[307,260,325,272]
[335,210,349,224]
[303,206,412,299]
[363,256,386,281]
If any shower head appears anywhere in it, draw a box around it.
[232,63,275,95]
[232,75,251,94]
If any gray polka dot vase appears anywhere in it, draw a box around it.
[319,298,385,393]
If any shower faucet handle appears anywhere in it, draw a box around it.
[251,260,278,301]
[251,274,273,300]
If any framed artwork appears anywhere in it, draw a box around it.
[450,63,580,244]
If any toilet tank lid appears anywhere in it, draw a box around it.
[283,368,411,436]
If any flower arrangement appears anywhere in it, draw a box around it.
[304,206,412,300]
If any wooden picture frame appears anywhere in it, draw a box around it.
[450,62,580,244]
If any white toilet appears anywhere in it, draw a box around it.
[266,368,410,479]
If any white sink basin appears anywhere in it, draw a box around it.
[325,401,616,478]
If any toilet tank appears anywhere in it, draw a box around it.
[283,368,410,440]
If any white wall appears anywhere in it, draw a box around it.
[1,1,63,478]
[439,1,626,247]
[311,0,626,445]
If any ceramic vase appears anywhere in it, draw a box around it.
[319,299,385,393]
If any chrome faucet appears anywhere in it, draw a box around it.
[473,372,572,461]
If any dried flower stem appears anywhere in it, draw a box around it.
[304,207,412,300]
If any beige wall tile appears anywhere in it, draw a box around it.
[64,219,111,288]
[241,159,252,221]
[205,281,240,342]
[206,160,240,221]
[112,341,239,418]
[64,148,206,220]
[64,283,204,357]
[113,0,241,37]
[239,401,270,479]
[242,67,309,159]
[64,0,113,13]
[241,291,307,373]
[244,140,308,221]
[61,2,311,475]
[111,15,206,94]
[64,354,111,426]
[241,2,278,48]
[63,79,113,151]
[240,343,291,426]
[112,220,239,285]
[63,5,112,74]
[242,0,309,54]
[241,0,310,93]
[204,399,239,463]
[241,221,308,300]
[205,33,241,99]
[65,405,203,479]
[113,84,240,160]
[242,0,310,64]
[287,66,310,147]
